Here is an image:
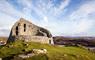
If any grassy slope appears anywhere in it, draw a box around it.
[25,42,95,60]
[0,40,95,60]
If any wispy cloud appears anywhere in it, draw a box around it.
[66,0,95,36]
[70,1,95,20]
[53,0,70,16]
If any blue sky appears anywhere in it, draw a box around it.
[0,0,95,37]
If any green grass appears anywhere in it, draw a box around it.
[0,40,95,60]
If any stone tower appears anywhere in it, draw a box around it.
[8,18,54,44]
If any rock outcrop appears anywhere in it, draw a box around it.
[8,18,54,44]
[18,49,47,58]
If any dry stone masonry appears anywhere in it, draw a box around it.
[8,18,54,44]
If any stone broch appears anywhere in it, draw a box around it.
[8,18,54,44]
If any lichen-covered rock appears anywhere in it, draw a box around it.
[8,18,54,44]
[32,49,47,54]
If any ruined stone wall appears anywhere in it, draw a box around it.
[11,19,38,36]
[15,35,53,44]
[8,18,54,44]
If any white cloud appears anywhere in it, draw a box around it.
[43,16,48,23]
[74,19,94,33]
[44,0,95,36]
[0,12,17,36]
[54,0,70,16]
[70,1,95,20]
[66,1,95,36]
[0,1,22,18]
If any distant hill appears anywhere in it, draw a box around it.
[0,37,8,41]
[53,36,95,47]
